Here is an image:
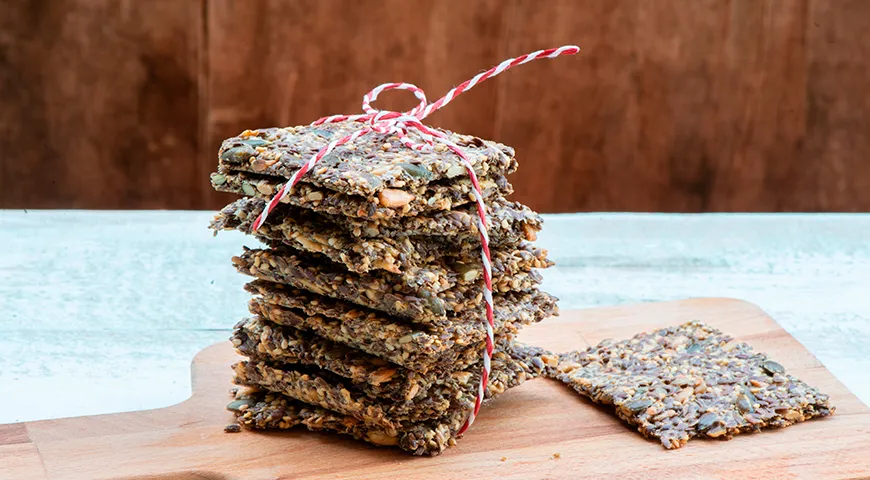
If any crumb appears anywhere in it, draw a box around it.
[553,453,561,459]
[224,424,241,433]
[500,457,507,462]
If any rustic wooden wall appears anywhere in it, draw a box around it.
[2,0,869,212]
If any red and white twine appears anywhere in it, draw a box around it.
[250,45,580,435]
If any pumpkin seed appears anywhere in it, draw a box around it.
[211,173,227,185]
[741,384,758,402]
[697,412,719,431]
[737,395,754,413]
[427,296,446,316]
[241,183,257,196]
[227,399,255,411]
[686,343,703,354]
[312,128,334,138]
[627,399,653,414]
[399,162,432,180]
[239,137,270,147]
[220,145,255,162]
[762,360,785,376]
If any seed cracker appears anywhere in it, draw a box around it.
[554,321,834,449]
[217,121,517,197]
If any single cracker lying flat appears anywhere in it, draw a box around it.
[212,170,512,220]
[229,389,459,456]
[211,195,543,248]
[216,121,517,197]
[554,321,834,449]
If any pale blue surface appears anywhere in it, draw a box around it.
[1,211,868,423]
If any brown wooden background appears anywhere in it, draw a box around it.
[2,0,869,213]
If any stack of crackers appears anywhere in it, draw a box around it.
[210,121,558,455]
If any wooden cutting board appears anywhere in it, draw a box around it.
[3,298,869,480]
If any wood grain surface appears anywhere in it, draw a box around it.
[2,299,869,479]
[2,0,870,212]
[0,0,205,209]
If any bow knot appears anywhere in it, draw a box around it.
[314,82,440,152]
